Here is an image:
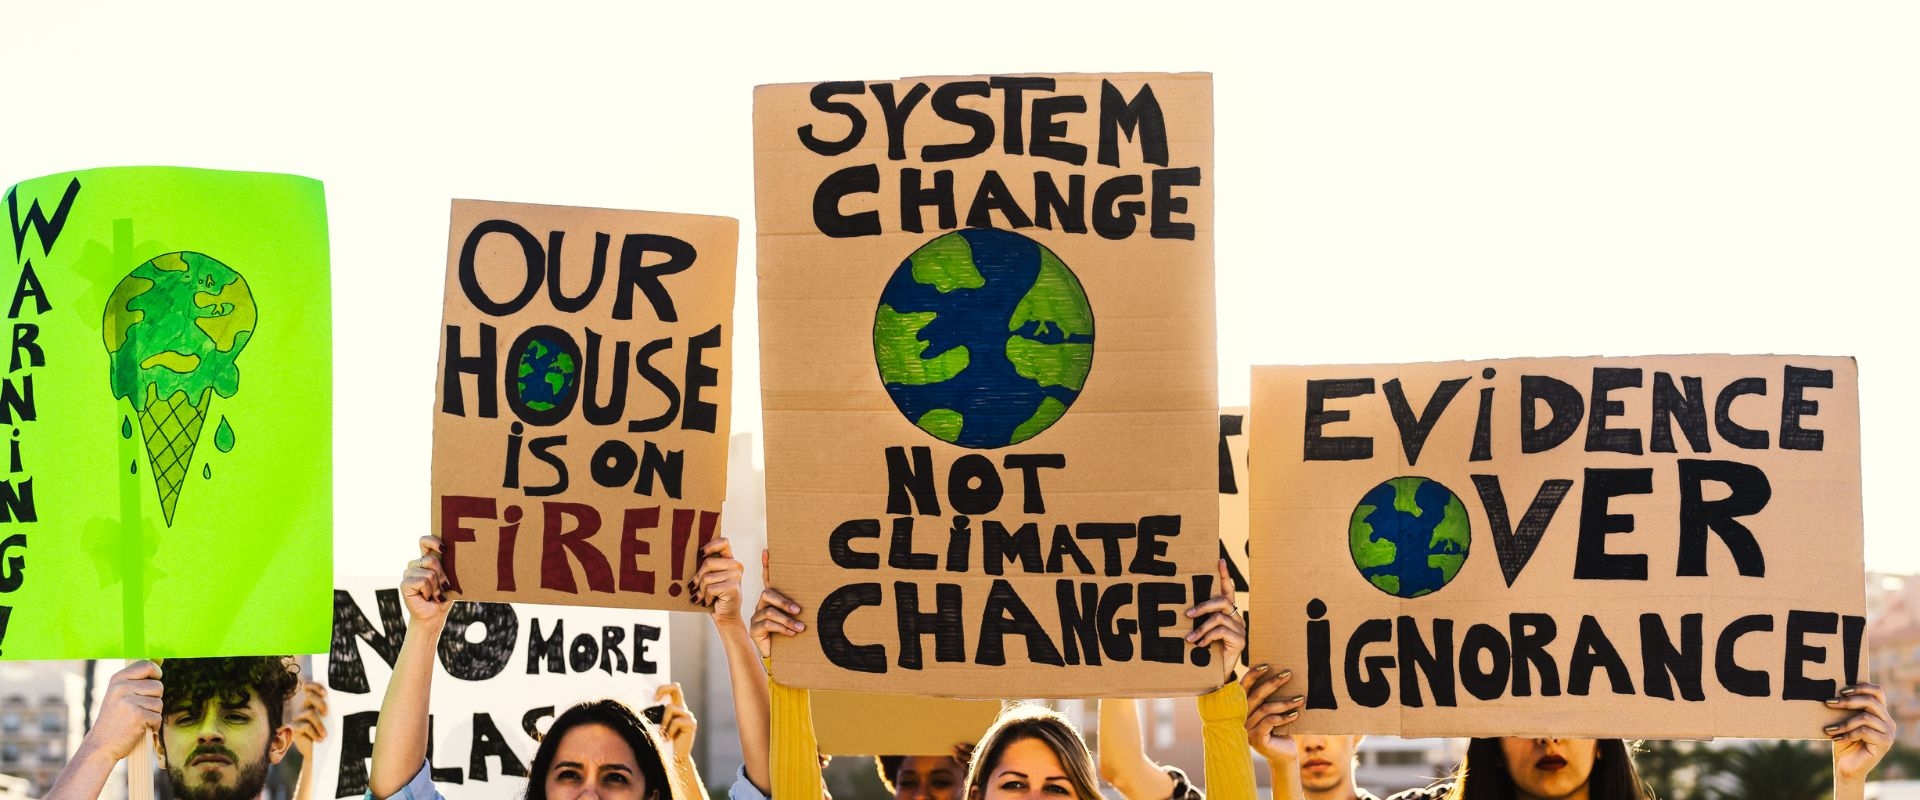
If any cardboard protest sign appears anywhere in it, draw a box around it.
[1249,356,1864,738]
[313,579,672,799]
[0,166,331,660]
[1219,408,1250,604]
[433,200,736,612]
[1219,408,1252,668]
[812,691,1002,756]
[755,73,1221,697]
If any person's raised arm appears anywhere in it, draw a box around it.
[654,683,707,800]
[699,539,768,794]
[1098,698,1179,799]
[692,535,770,797]
[1242,665,1306,800]
[752,550,822,800]
[288,680,330,800]
[366,536,453,798]
[45,660,163,800]
[1829,681,1895,800]
[1187,558,1256,799]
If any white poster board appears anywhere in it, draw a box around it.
[312,579,672,798]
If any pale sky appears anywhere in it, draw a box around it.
[8,2,1917,578]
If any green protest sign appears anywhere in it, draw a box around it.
[0,166,331,659]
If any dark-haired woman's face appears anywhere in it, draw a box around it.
[977,737,1076,799]
[893,755,961,800]
[545,723,650,800]
[1497,738,1597,800]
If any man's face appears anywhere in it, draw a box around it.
[160,690,288,800]
[1296,734,1360,796]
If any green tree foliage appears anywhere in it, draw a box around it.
[1696,740,1832,800]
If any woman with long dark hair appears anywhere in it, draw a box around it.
[520,699,680,800]
[1437,738,1648,800]
[365,534,769,800]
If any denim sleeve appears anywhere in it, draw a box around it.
[729,765,772,800]
[365,760,442,800]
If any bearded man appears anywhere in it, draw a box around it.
[47,657,311,800]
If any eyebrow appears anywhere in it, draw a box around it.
[554,762,634,773]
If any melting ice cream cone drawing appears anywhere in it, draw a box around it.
[103,252,256,525]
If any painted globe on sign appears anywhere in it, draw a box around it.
[514,334,579,415]
[872,228,1095,449]
[1348,476,1471,598]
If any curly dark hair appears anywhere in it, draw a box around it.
[875,754,964,794]
[876,755,904,791]
[162,656,302,730]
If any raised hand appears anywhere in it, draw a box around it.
[1242,665,1305,765]
[750,550,805,658]
[693,537,746,623]
[655,683,699,765]
[288,680,330,759]
[402,535,452,624]
[1185,559,1246,669]
[92,660,164,761]
[1829,682,1895,785]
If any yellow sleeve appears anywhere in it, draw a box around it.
[1197,681,1256,799]
[771,672,822,800]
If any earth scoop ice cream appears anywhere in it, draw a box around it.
[102,251,256,525]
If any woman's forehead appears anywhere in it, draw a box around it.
[993,737,1067,773]
[554,722,641,765]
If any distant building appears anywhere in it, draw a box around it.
[1866,573,1920,742]
[0,661,87,797]
[1355,737,1462,797]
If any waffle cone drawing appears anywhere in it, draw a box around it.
[138,387,213,525]
[104,251,255,526]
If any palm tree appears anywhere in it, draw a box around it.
[1634,740,1701,800]
[1695,740,1832,800]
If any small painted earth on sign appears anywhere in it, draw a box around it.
[1349,476,1471,598]
[872,228,1094,449]
[515,336,578,413]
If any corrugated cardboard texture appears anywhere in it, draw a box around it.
[1221,407,1251,607]
[1221,407,1253,671]
[1248,356,1864,738]
[755,73,1222,697]
[812,691,1003,756]
[432,199,738,611]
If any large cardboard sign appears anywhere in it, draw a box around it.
[0,167,331,660]
[433,200,737,612]
[313,580,672,799]
[1249,356,1864,738]
[755,73,1221,697]
[812,691,1002,756]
